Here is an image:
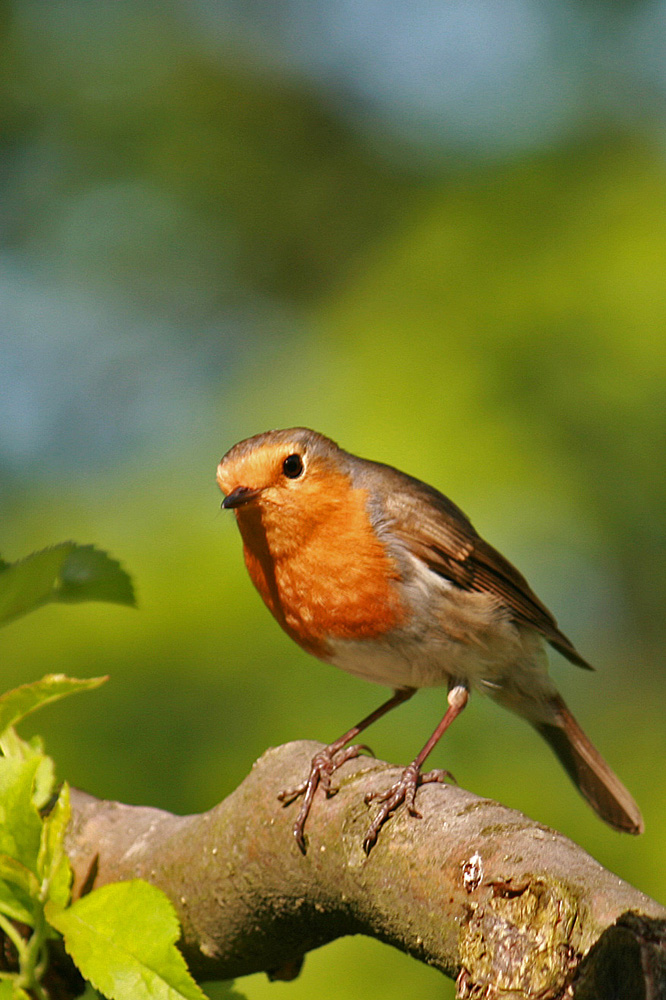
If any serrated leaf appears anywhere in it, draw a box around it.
[38,783,72,911]
[55,546,135,607]
[46,880,208,1000]
[0,675,108,737]
[0,544,135,627]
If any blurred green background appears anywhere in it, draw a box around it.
[2,2,666,997]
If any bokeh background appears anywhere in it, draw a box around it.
[2,1,666,996]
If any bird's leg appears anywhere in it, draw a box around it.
[278,687,416,853]
[363,682,469,854]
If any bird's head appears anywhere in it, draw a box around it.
[217,428,351,557]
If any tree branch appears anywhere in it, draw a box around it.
[65,741,666,998]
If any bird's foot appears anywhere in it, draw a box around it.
[362,764,455,854]
[278,743,373,853]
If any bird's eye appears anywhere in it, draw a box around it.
[282,453,304,479]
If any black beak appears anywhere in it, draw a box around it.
[222,485,263,509]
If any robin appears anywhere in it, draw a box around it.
[216,427,643,853]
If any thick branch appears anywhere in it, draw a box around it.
[65,742,666,997]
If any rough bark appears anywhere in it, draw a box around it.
[65,741,666,998]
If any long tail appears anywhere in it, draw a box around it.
[533,695,644,835]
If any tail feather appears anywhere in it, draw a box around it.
[534,696,644,835]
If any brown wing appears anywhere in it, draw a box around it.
[375,469,592,670]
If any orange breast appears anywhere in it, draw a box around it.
[236,479,406,658]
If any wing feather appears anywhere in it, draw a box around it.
[366,464,592,670]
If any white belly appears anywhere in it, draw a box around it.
[327,635,425,689]
[325,573,558,721]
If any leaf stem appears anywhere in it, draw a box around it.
[0,910,28,963]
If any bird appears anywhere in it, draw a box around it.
[216,427,643,853]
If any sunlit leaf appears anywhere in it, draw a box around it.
[38,783,72,911]
[0,756,43,869]
[47,880,208,1000]
[0,727,56,810]
[0,675,108,737]
[0,981,29,1000]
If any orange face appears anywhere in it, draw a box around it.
[217,433,344,561]
[217,429,406,657]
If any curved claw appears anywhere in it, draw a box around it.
[362,764,453,854]
[279,743,372,853]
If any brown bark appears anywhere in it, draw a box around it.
[65,741,666,998]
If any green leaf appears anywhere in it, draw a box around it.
[0,544,135,627]
[0,854,39,924]
[46,880,208,1000]
[37,783,72,911]
[0,982,29,1000]
[0,675,108,737]
[0,726,36,762]
[54,545,135,607]
[0,756,43,870]
[0,544,75,625]
[0,728,56,810]
[0,757,43,924]
[0,855,40,897]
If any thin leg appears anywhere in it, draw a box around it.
[363,683,469,853]
[279,687,416,853]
